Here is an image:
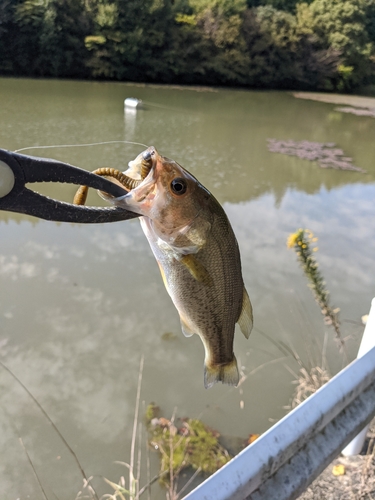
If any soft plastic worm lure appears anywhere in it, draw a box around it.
[73,152,153,206]
[73,167,140,205]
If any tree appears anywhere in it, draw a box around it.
[241,5,340,89]
[3,0,90,77]
[191,0,250,85]
[85,0,178,81]
[245,0,313,14]
[0,0,21,74]
[298,0,375,90]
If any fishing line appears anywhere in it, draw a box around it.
[14,140,149,154]
[141,100,189,114]
[140,99,203,116]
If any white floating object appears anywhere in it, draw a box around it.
[124,98,142,109]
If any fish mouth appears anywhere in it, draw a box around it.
[112,146,156,193]
[72,146,157,207]
[126,147,156,181]
[105,147,159,216]
[112,173,156,215]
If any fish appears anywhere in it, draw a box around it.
[103,147,253,388]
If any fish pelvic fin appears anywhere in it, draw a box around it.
[180,316,195,338]
[238,287,253,339]
[204,357,239,389]
[180,254,213,286]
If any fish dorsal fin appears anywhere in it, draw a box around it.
[180,254,213,286]
[238,287,253,339]
[180,316,195,338]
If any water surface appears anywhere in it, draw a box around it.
[0,78,374,499]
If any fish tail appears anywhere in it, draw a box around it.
[204,357,239,389]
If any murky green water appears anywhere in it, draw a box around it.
[0,78,374,499]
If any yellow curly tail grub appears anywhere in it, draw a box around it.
[73,167,142,206]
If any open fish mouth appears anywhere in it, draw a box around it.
[73,146,156,206]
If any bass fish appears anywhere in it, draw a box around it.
[76,147,253,388]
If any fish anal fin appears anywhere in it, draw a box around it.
[180,254,213,286]
[238,287,253,339]
[180,316,195,338]
[204,357,239,389]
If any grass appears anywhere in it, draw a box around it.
[288,365,331,410]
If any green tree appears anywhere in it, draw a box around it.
[365,0,375,44]
[241,5,339,89]
[191,0,251,85]
[298,0,375,90]
[85,0,178,81]
[4,0,90,77]
[245,0,313,14]
[45,0,91,77]
[0,0,20,73]
[1,0,373,91]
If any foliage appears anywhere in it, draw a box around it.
[242,5,340,89]
[298,0,375,90]
[246,0,313,13]
[0,0,374,91]
[1,0,91,77]
[146,403,231,486]
[290,365,331,408]
[85,0,180,81]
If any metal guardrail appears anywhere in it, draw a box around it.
[184,299,375,500]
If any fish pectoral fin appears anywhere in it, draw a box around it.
[156,261,170,294]
[180,317,195,338]
[237,287,253,339]
[204,357,239,389]
[180,254,213,286]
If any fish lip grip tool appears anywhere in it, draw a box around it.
[0,148,140,223]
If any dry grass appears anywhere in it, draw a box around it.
[298,419,375,500]
[289,366,331,409]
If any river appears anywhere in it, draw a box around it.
[0,78,374,499]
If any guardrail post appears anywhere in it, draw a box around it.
[342,297,375,456]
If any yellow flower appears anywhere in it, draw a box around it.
[287,233,298,248]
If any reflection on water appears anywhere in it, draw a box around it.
[0,78,374,499]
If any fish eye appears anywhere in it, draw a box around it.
[170,178,187,195]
